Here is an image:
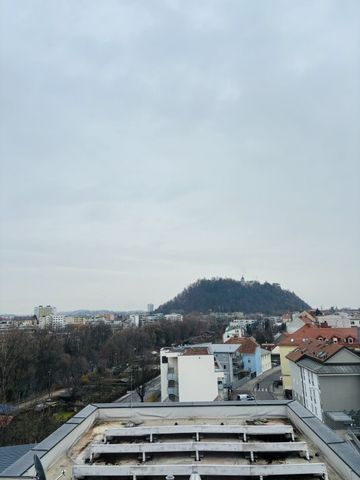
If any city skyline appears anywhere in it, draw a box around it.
[1,1,359,314]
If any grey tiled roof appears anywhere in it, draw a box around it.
[0,444,34,474]
[297,357,360,374]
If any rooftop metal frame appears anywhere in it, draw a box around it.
[2,400,359,480]
[104,424,295,442]
[90,440,310,463]
[73,462,328,479]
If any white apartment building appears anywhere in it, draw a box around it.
[39,314,64,329]
[164,313,183,322]
[261,348,272,373]
[34,305,56,319]
[288,340,360,422]
[160,346,224,402]
[51,314,65,328]
[128,314,140,327]
[229,318,258,329]
[319,313,360,328]
[222,326,243,342]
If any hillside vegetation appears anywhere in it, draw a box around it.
[158,278,310,315]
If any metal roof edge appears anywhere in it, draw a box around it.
[95,400,291,409]
[0,404,99,478]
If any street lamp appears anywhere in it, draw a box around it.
[47,370,52,399]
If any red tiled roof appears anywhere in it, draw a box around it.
[278,324,358,347]
[225,337,258,354]
[286,339,344,363]
[183,347,209,356]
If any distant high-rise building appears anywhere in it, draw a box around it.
[129,314,140,327]
[147,303,154,313]
[34,305,56,319]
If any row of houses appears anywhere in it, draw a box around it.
[160,336,272,402]
[277,311,360,427]
[278,322,359,391]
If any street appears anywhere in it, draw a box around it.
[115,375,161,403]
[233,366,283,401]
[253,368,282,400]
[15,388,70,411]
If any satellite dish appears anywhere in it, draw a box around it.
[34,455,46,480]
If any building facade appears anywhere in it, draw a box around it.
[287,340,360,422]
[222,326,243,342]
[34,305,56,319]
[277,324,359,392]
[164,313,183,322]
[160,346,224,402]
[225,337,262,376]
[261,348,272,373]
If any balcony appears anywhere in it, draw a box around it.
[232,357,244,367]
[167,368,177,381]
[168,386,178,396]
[233,362,244,373]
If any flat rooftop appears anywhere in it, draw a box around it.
[1,401,359,480]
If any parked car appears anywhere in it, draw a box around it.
[237,394,255,401]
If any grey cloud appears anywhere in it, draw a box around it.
[0,0,359,312]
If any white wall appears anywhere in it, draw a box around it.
[160,350,181,401]
[222,327,243,342]
[178,355,219,402]
[261,351,272,373]
[302,368,322,420]
[160,353,169,401]
[289,361,303,405]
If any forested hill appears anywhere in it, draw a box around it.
[158,278,310,315]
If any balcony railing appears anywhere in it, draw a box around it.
[233,362,244,372]
[168,386,178,396]
[167,368,177,381]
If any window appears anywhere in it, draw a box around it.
[162,356,168,364]
[348,337,354,344]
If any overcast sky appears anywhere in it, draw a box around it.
[0,0,359,314]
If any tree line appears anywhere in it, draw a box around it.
[0,315,227,404]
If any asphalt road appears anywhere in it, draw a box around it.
[253,368,282,400]
[115,375,161,403]
[15,388,69,411]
